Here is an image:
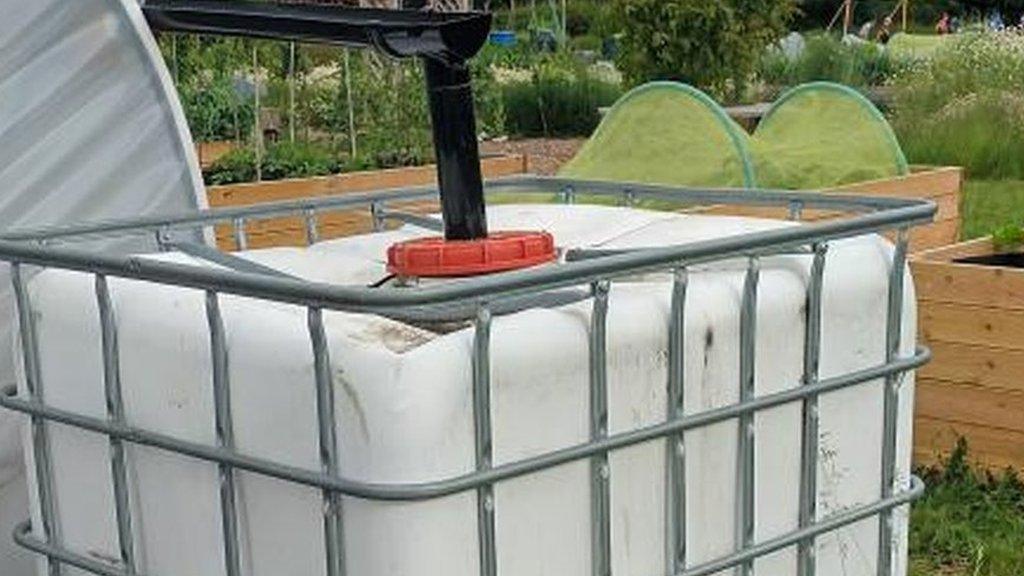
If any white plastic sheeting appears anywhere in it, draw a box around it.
[0,1,205,573]
[20,205,916,576]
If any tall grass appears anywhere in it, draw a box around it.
[891,31,1024,180]
[758,33,906,90]
[501,59,623,137]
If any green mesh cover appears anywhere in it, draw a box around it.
[559,82,756,188]
[751,82,909,190]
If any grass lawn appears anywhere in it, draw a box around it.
[909,443,1024,576]
[960,180,1024,240]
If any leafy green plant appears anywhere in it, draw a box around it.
[911,438,1024,576]
[203,141,340,185]
[501,56,622,137]
[991,223,1024,250]
[612,0,796,100]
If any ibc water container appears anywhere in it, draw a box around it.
[17,204,916,576]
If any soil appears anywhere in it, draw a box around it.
[955,252,1024,268]
[480,137,584,176]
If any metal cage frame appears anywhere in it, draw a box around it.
[0,175,934,576]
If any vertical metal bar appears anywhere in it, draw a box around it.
[561,185,576,205]
[309,308,345,576]
[304,208,320,246]
[472,306,497,576]
[666,268,688,574]
[232,218,248,252]
[589,282,611,576]
[622,188,637,207]
[11,263,62,576]
[154,227,171,252]
[877,230,908,576]
[798,244,827,576]
[370,201,386,233]
[205,291,242,576]
[788,201,804,222]
[736,257,760,576]
[95,275,137,575]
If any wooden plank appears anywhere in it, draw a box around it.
[916,378,1024,433]
[906,217,960,254]
[920,340,1024,394]
[207,154,527,208]
[833,165,963,199]
[913,260,1024,310]
[914,416,1024,471]
[919,300,1024,350]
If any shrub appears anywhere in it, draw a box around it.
[203,141,340,185]
[891,31,1024,179]
[612,0,796,99]
[758,33,906,91]
[501,58,623,137]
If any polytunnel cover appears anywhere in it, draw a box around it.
[751,82,910,189]
[559,82,756,188]
[0,1,205,572]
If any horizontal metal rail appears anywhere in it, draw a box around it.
[0,347,928,502]
[0,181,935,315]
[0,177,933,244]
[11,475,923,576]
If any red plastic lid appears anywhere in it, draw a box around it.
[387,231,557,278]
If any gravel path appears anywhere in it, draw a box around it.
[481,138,585,176]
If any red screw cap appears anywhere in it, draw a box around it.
[387,231,557,278]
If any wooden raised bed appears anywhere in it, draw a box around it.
[207,154,528,250]
[691,166,963,253]
[195,140,238,169]
[911,238,1024,471]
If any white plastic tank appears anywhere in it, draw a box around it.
[16,204,916,576]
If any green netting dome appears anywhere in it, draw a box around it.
[559,82,756,188]
[751,82,909,189]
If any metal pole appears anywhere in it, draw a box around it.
[666,267,688,574]
[344,50,357,160]
[589,281,611,576]
[289,42,296,143]
[253,44,263,182]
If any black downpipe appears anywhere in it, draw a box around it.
[142,0,492,240]
[424,59,487,240]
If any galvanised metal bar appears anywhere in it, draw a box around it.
[666,268,689,574]
[377,209,445,233]
[797,244,828,576]
[877,229,909,576]
[10,476,925,576]
[788,200,804,221]
[304,208,320,246]
[0,201,936,315]
[589,281,612,576]
[309,308,345,576]
[472,307,497,576]
[0,177,932,245]
[205,292,242,576]
[679,476,924,576]
[736,257,760,576]
[11,263,62,576]
[370,201,387,234]
[94,275,138,575]
[232,218,248,251]
[168,242,298,279]
[0,348,930,503]
[560,184,576,204]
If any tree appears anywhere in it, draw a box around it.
[612,0,796,99]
